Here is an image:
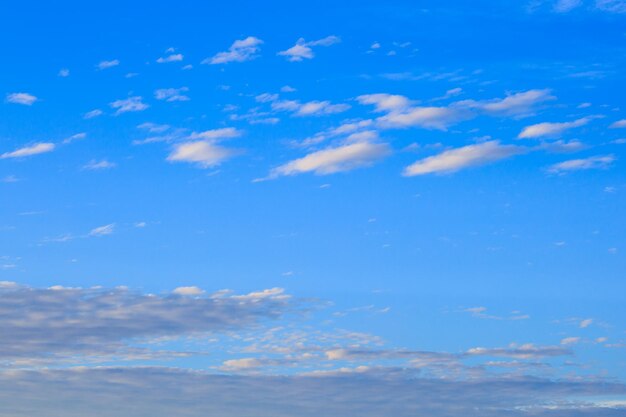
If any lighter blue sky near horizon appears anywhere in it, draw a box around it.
[1,1,626,416]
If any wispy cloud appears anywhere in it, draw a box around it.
[518,117,592,138]
[278,35,341,62]
[110,96,149,115]
[547,154,616,173]
[82,160,116,170]
[404,141,526,176]
[97,59,119,70]
[204,36,263,64]
[156,53,184,63]
[83,109,104,119]
[154,87,190,102]
[6,92,37,105]
[1,143,55,159]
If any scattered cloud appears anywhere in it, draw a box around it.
[609,119,626,128]
[278,35,341,62]
[518,117,592,139]
[467,343,571,359]
[88,224,115,237]
[167,141,238,168]
[404,141,526,176]
[58,68,70,77]
[110,96,149,115]
[547,154,616,174]
[554,0,583,12]
[97,59,120,70]
[204,36,263,64]
[596,0,626,13]
[1,143,55,159]
[154,87,190,102]
[6,92,38,105]
[266,139,390,179]
[83,109,104,119]
[82,160,116,170]
[157,53,184,63]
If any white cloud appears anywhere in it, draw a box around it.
[6,92,38,105]
[82,160,116,170]
[271,99,350,117]
[154,87,190,102]
[404,141,526,176]
[596,0,626,12]
[518,117,591,139]
[137,122,170,133]
[457,89,556,117]
[580,318,593,328]
[189,127,242,140]
[357,94,413,112]
[58,68,70,77]
[89,224,115,237]
[609,119,626,128]
[167,141,237,168]
[278,35,340,62]
[467,343,571,359]
[62,133,87,144]
[547,154,615,173]
[110,96,149,115]
[554,0,583,12]
[172,286,205,296]
[84,109,104,119]
[561,337,581,345]
[156,53,184,63]
[267,140,390,179]
[1,143,55,159]
[97,59,120,70]
[204,36,263,64]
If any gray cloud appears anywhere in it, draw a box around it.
[0,283,291,364]
[0,367,624,417]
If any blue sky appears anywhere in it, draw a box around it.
[1,1,626,415]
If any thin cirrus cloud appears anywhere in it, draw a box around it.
[554,0,583,12]
[83,109,104,119]
[203,36,263,64]
[547,154,616,174]
[518,117,592,139]
[6,92,38,105]
[1,142,55,159]
[403,141,527,176]
[110,96,149,115]
[278,35,341,62]
[270,98,351,117]
[82,160,116,170]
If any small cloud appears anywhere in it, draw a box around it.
[82,160,116,170]
[97,59,120,70]
[1,175,20,183]
[554,0,583,12]
[83,109,104,119]
[518,117,592,139]
[89,224,115,237]
[156,53,183,63]
[6,92,38,106]
[280,85,296,93]
[62,133,87,144]
[58,68,70,77]
[580,318,593,328]
[1,143,55,159]
[609,119,626,129]
[560,337,581,345]
[173,286,205,296]
[137,122,170,133]
[370,41,381,49]
[278,35,340,62]
[154,87,190,102]
[203,36,263,64]
[265,140,390,179]
[404,141,526,176]
[134,222,147,228]
[547,154,615,174]
[596,0,626,13]
[110,96,149,115]
[167,141,237,168]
